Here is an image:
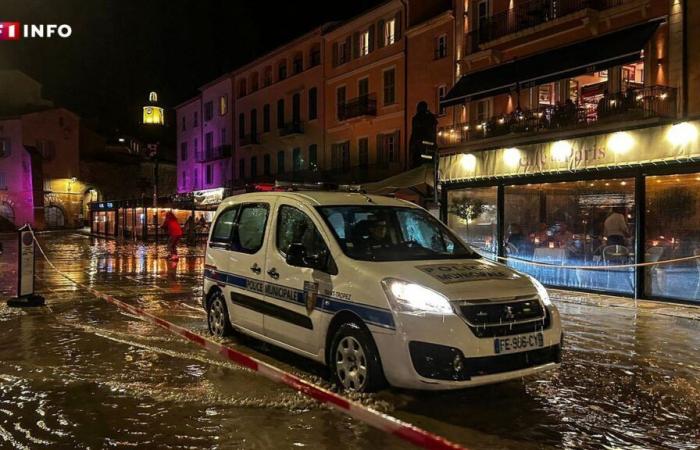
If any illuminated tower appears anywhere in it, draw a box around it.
[142,91,165,125]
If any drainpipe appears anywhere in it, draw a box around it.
[401,0,409,172]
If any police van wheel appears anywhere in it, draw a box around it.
[207,291,233,337]
[330,322,386,393]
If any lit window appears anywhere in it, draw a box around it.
[219,95,228,116]
[384,19,396,46]
[436,34,447,59]
[437,85,447,115]
[360,30,370,56]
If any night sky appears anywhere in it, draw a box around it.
[0,0,382,135]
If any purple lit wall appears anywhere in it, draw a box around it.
[0,118,35,226]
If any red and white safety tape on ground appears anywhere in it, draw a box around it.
[28,227,465,450]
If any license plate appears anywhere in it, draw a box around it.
[494,332,544,355]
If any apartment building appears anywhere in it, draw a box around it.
[438,0,700,303]
[233,27,325,183]
[324,0,407,182]
[176,75,234,193]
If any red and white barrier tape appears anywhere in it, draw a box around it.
[28,227,465,450]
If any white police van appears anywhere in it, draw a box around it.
[203,191,562,392]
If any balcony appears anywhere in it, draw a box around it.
[195,145,232,163]
[465,0,624,54]
[239,135,260,147]
[279,121,304,137]
[339,94,377,121]
[438,86,676,147]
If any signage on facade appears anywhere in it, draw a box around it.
[440,121,700,182]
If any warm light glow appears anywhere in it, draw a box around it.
[460,153,477,171]
[667,122,698,146]
[143,106,165,125]
[463,125,469,131]
[149,91,158,102]
[503,147,521,167]
[551,140,573,162]
[608,132,635,154]
[498,117,505,124]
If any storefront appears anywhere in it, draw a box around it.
[440,120,700,303]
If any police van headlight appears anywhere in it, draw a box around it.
[527,275,552,306]
[382,278,454,315]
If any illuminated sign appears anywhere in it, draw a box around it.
[0,22,72,40]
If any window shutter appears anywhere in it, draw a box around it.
[394,130,401,163]
[332,42,338,67]
[368,24,375,52]
[376,134,384,165]
[377,20,385,48]
[395,12,402,40]
[352,32,360,59]
[345,36,351,61]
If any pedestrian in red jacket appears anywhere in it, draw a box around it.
[161,211,183,260]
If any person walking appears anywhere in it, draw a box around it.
[161,211,183,260]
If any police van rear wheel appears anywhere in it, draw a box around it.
[330,322,385,393]
[207,291,233,337]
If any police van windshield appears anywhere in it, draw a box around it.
[317,205,480,262]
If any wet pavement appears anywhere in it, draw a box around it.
[0,232,699,449]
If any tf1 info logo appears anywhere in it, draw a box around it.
[0,22,73,40]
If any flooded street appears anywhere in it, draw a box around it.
[1,233,699,449]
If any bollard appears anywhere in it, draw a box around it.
[7,225,45,307]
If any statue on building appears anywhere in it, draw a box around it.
[409,101,438,168]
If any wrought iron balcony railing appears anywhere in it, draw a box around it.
[465,0,624,54]
[339,94,377,121]
[195,145,232,163]
[279,121,304,137]
[438,85,677,147]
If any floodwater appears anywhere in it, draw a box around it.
[0,233,699,449]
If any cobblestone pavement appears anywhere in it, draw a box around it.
[0,233,699,449]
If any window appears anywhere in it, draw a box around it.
[277,99,285,129]
[277,151,285,174]
[251,156,258,177]
[238,158,245,179]
[232,203,269,254]
[251,73,259,92]
[378,132,398,164]
[437,85,447,115]
[193,112,198,127]
[308,87,318,120]
[205,164,213,185]
[193,138,199,160]
[360,30,370,56]
[277,205,329,259]
[238,113,246,138]
[205,132,214,154]
[358,77,369,98]
[0,138,10,158]
[448,187,498,257]
[336,86,346,120]
[310,45,321,67]
[436,34,448,59]
[221,128,227,145]
[337,39,349,65]
[239,79,247,97]
[211,206,239,243]
[293,147,302,172]
[292,53,303,74]
[359,138,369,167]
[180,142,188,161]
[383,69,395,105]
[318,206,475,262]
[264,154,271,176]
[219,95,228,115]
[263,104,271,132]
[384,18,396,46]
[181,116,186,131]
[204,101,213,121]
[309,144,318,170]
[332,142,350,170]
[264,66,272,86]
[476,99,490,123]
[278,61,287,81]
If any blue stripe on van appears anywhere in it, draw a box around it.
[204,268,395,330]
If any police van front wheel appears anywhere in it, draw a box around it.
[330,322,386,393]
[207,291,233,337]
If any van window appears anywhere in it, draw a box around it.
[211,206,239,243]
[232,203,269,253]
[276,205,328,258]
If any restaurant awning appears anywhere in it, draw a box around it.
[362,163,434,196]
[441,19,663,107]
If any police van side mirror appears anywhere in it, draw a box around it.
[286,243,307,267]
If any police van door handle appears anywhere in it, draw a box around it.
[267,268,279,279]
[250,263,261,274]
